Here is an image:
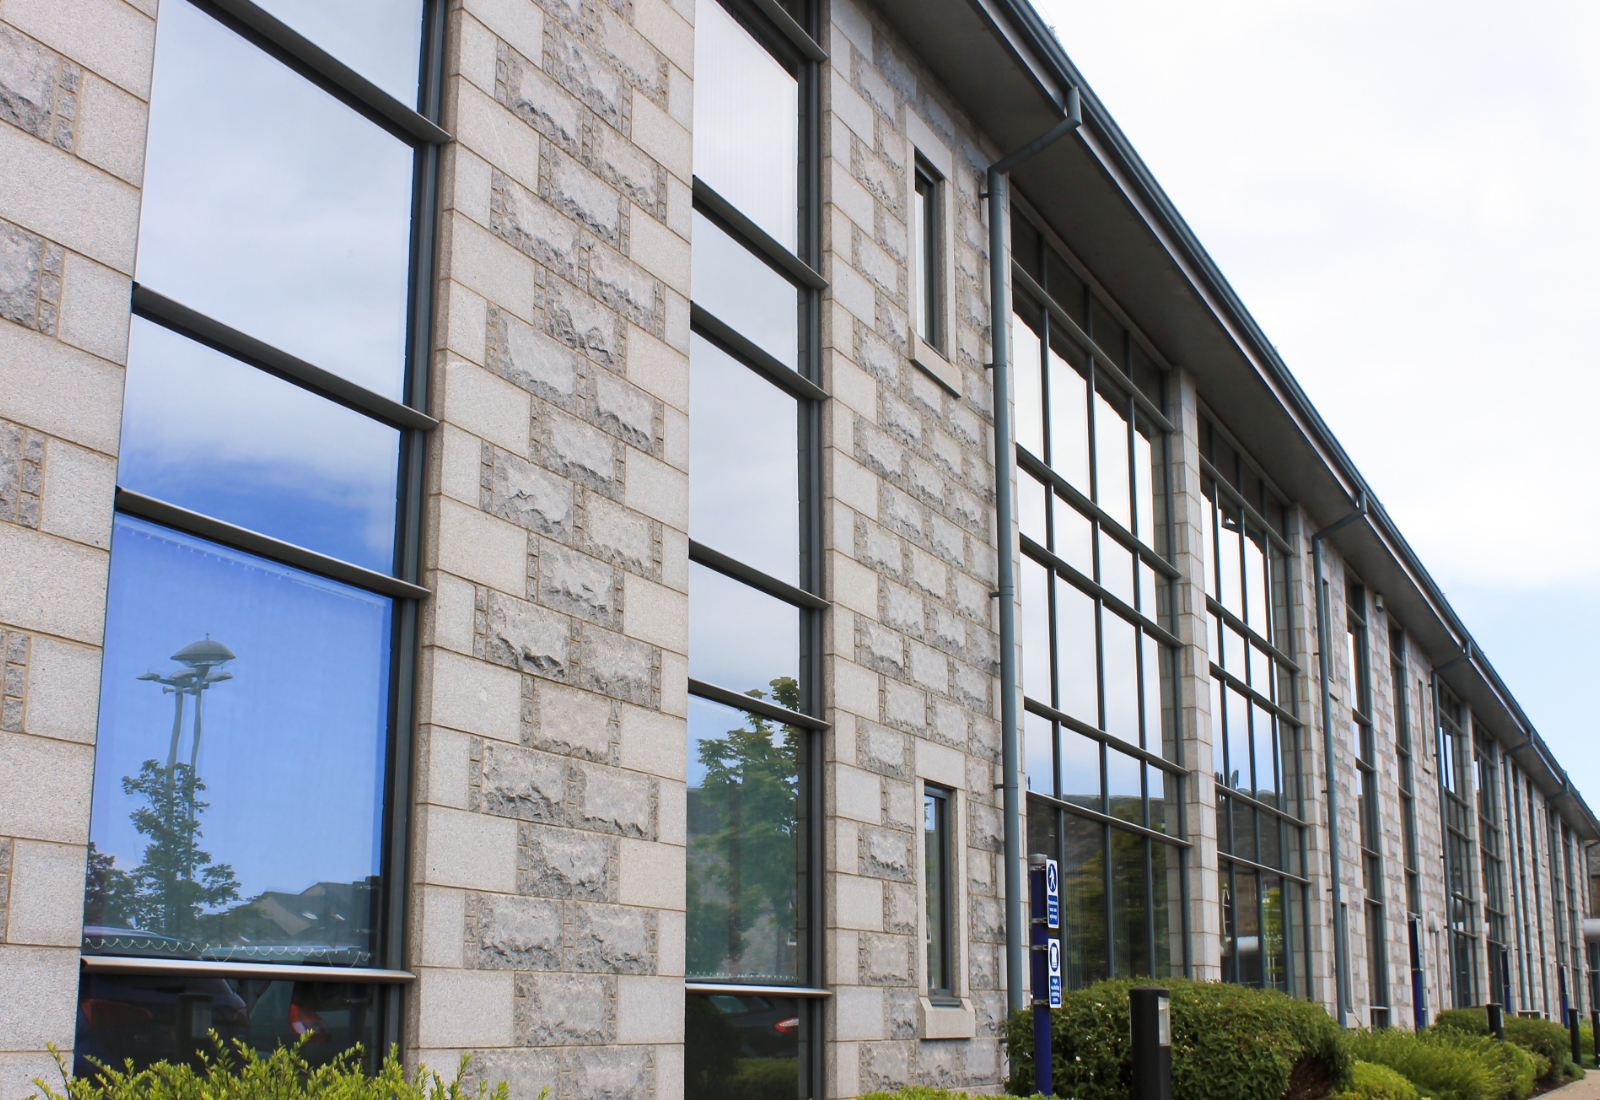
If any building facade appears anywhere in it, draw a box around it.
[0,0,1595,1097]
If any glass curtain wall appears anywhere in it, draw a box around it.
[1437,685,1480,1007]
[1526,782,1551,1012]
[1011,211,1187,986]
[1347,581,1388,1024]
[1552,811,1572,1018]
[77,0,443,1070]
[1392,634,1427,1024]
[1505,755,1535,1010]
[1198,420,1309,995]
[1477,737,1511,1009]
[685,1,822,1096]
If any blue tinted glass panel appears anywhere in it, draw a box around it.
[85,516,391,966]
[119,319,399,573]
[691,212,799,371]
[138,0,414,398]
[75,972,378,1075]
[252,0,424,106]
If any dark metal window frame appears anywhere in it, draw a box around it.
[1346,579,1387,1017]
[1436,684,1480,1008]
[923,783,955,999]
[684,1,826,1094]
[90,0,449,1049]
[912,159,943,353]
[1200,414,1310,998]
[1011,208,1190,984]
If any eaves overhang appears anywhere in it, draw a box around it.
[877,0,1600,841]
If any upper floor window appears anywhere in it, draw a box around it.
[912,163,942,351]
[925,785,953,998]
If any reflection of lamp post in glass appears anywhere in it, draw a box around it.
[138,637,235,780]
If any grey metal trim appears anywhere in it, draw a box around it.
[1022,695,1184,776]
[1016,447,1180,580]
[1218,781,1312,831]
[81,955,416,982]
[1019,533,1179,648]
[131,285,438,433]
[1217,850,1312,886]
[1210,662,1304,730]
[1030,791,1192,849]
[694,177,827,291]
[690,303,830,403]
[1205,595,1301,674]
[689,539,829,611]
[687,981,832,997]
[1199,456,1295,556]
[191,0,451,145]
[1012,262,1174,435]
[117,488,432,601]
[745,0,826,62]
[687,678,830,731]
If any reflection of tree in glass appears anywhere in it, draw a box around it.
[87,760,239,940]
[687,677,801,981]
[1262,880,1286,989]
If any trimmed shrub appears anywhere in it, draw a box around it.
[1434,1007,1582,1085]
[29,1038,532,1100]
[859,1089,1045,1100]
[1347,1026,1541,1100]
[1005,977,1350,1100]
[1333,1061,1419,1100]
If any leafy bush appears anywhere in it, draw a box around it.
[1005,977,1350,1100]
[1434,1007,1582,1085]
[859,1089,1045,1100]
[1346,1026,1541,1100]
[30,1038,536,1100]
[1333,1061,1419,1100]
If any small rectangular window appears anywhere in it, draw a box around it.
[913,165,941,350]
[924,785,953,996]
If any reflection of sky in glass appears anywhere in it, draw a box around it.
[91,516,391,909]
[689,335,798,584]
[693,0,797,251]
[1024,711,1054,797]
[119,320,399,573]
[252,0,424,106]
[137,0,414,398]
[691,213,799,371]
[688,563,798,696]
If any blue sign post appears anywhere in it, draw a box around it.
[1029,854,1061,1097]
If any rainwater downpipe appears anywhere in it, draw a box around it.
[989,88,1082,1016]
[1312,493,1366,1026]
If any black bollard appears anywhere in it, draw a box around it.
[1590,1008,1598,1068]
[1487,1002,1504,1041]
[1130,986,1173,1100]
[1029,854,1061,1098]
[1571,1008,1582,1069]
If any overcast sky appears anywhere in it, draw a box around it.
[1030,0,1600,800]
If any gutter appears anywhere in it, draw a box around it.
[989,87,1082,1017]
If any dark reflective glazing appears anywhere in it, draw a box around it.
[685,991,801,1100]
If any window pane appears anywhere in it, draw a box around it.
[1052,494,1094,578]
[1098,529,1134,608]
[1216,508,1243,618]
[1019,469,1047,547]
[924,791,948,992]
[1243,531,1268,636]
[1133,426,1157,547]
[1093,390,1130,528]
[1210,674,1226,790]
[1020,557,1051,707]
[686,992,803,1096]
[1012,311,1044,458]
[688,564,798,695]
[74,973,378,1074]
[1141,633,1170,754]
[1060,728,1101,811]
[1111,828,1148,978]
[687,695,801,982]
[1101,610,1138,744]
[1061,813,1108,989]
[1150,767,1179,836]
[1054,579,1097,723]
[86,516,391,965]
[1152,840,1177,978]
[689,334,798,584]
[1263,876,1288,991]
[137,0,414,398]
[691,211,799,370]
[119,320,399,573]
[1106,749,1143,826]
[251,0,423,105]
[692,0,797,251]
[1024,710,1055,798]
[1047,344,1089,491]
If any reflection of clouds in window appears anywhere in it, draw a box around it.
[688,334,798,584]
[91,516,390,917]
[119,319,399,572]
[137,0,413,398]
[251,0,424,106]
[692,0,798,251]
[688,562,798,695]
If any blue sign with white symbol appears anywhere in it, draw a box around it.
[1047,937,1063,1007]
[1045,857,1060,930]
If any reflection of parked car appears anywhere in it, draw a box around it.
[703,993,800,1059]
[76,973,249,1076]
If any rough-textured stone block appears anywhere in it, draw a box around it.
[566,1045,653,1100]
[491,169,580,280]
[858,824,913,882]
[581,492,656,578]
[0,26,75,150]
[517,821,614,899]
[514,971,614,1045]
[533,679,614,762]
[857,721,908,778]
[480,589,571,680]
[570,901,655,973]
[591,369,658,453]
[578,625,657,707]
[0,220,60,336]
[539,406,622,495]
[469,891,562,969]
[497,42,583,153]
[488,304,580,407]
[577,762,653,838]
[488,447,574,540]
[539,543,619,627]
[477,739,567,822]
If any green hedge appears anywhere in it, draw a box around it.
[1434,1008,1583,1085]
[1333,1061,1419,1100]
[30,1039,532,1100]
[859,1089,1045,1100]
[1346,1026,1538,1100]
[1004,978,1350,1100]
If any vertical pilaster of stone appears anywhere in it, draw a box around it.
[413,0,690,1095]
[1169,370,1219,980]
[0,1,154,1092]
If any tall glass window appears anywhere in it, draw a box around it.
[1347,581,1388,1024]
[78,0,443,1071]
[685,1,822,1096]
[924,786,953,997]
[912,164,941,350]
[1392,633,1427,1025]
[1477,736,1511,1008]
[1438,685,1480,1007]
[1198,417,1309,995]
[1013,213,1186,987]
